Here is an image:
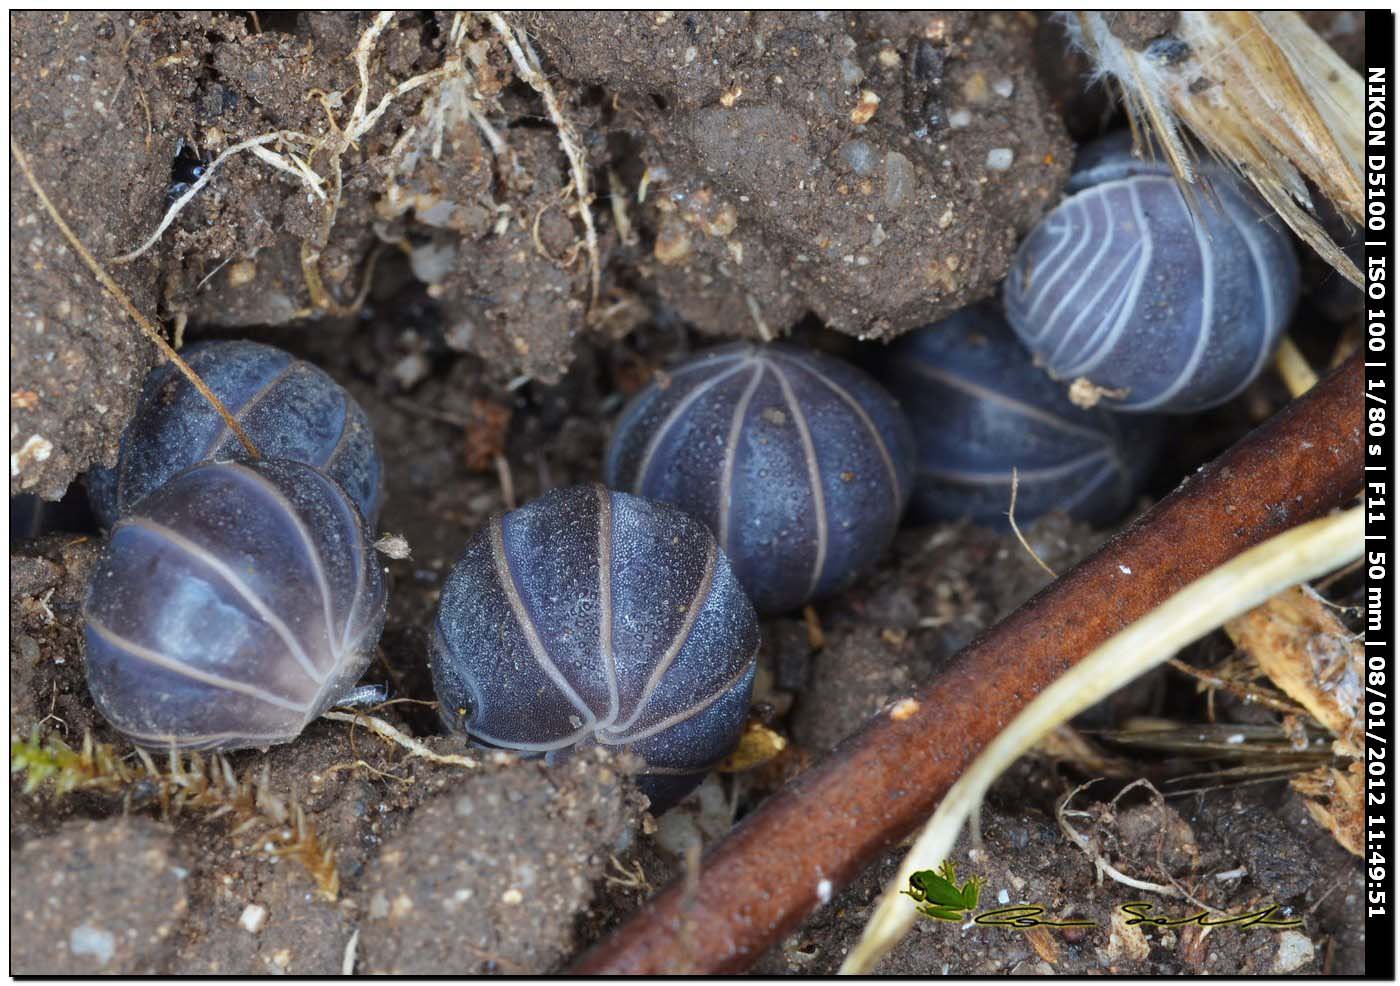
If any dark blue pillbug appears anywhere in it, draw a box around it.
[431,484,760,812]
[604,343,915,614]
[83,458,387,751]
[87,340,383,528]
[1002,131,1299,414]
[870,304,1162,528]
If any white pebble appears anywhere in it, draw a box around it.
[239,904,268,934]
[1272,930,1315,973]
[11,434,53,477]
[69,925,115,965]
[986,148,1014,171]
[993,77,1015,99]
[1118,564,1132,575]
[817,878,833,904]
[948,108,972,128]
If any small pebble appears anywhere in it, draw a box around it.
[239,904,268,935]
[948,108,972,128]
[1272,930,1315,973]
[986,147,1014,171]
[68,925,115,966]
[884,151,915,209]
[993,77,1015,99]
[839,140,877,176]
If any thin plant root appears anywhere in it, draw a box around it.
[488,12,601,313]
[841,505,1362,973]
[1166,658,1308,717]
[321,710,480,769]
[10,139,260,459]
[1007,467,1059,579]
[110,11,471,317]
[111,131,318,264]
[1056,783,1178,895]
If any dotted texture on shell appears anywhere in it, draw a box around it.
[605,344,915,614]
[83,458,387,751]
[873,305,1163,528]
[431,485,759,811]
[86,340,383,527]
[1002,131,1299,414]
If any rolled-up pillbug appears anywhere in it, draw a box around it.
[83,458,387,751]
[1002,131,1299,414]
[432,484,759,811]
[87,340,382,528]
[871,304,1162,528]
[605,343,915,614]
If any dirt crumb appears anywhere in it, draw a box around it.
[530,11,1070,342]
[357,751,642,974]
[10,818,191,974]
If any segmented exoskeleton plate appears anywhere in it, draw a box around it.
[432,484,760,811]
[84,459,387,751]
[606,344,914,614]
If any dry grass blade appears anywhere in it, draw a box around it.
[1067,12,1363,287]
[1033,723,1136,778]
[1099,720,1332,760]
[1274,336,1320,398]
[839,506,1362,974]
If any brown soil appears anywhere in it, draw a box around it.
[9,10,1364,975]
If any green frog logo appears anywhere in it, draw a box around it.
[902,860,986,922]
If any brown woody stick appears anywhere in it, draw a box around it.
[576,352,1363,974]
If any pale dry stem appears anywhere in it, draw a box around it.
[841,506,1362,973]
[321,710,480,769]
[11,139,259,458]
[1007,467,1059,580]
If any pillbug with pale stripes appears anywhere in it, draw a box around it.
[1002,131,1299,414]
[87,340,383,529]
[431,484,759,812]
[871,303,1162,528]
[604,343,915,614]
[83,458,387,751]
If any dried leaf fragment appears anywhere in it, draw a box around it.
[717,721,789,773]
[1225,585,1362,757]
